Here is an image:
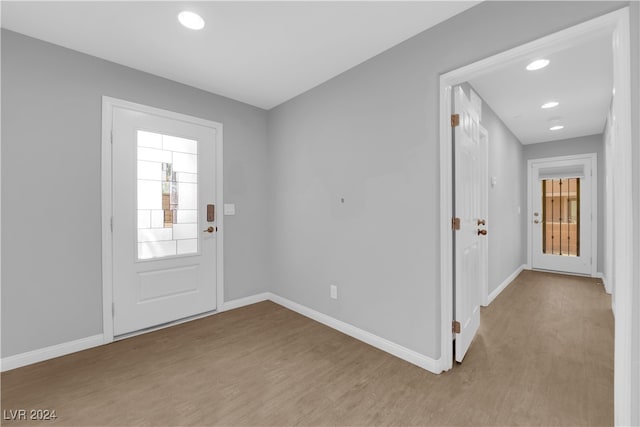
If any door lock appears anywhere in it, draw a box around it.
[477,219,486,226]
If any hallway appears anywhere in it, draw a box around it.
[1,271,613,426]
[462,270,613,425]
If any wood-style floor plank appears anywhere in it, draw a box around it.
[1,270,613,426]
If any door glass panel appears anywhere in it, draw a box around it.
[542,178,580,256]
[137,130,198,260]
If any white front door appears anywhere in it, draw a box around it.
[530,155,594,276]
[111,103,221,336]
[453,86,485,363]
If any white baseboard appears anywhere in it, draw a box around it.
[2,291,271,372]
[268,293,441,374]
[598,273,612,294]
[487,264,526,305]
[592,274,614,315]
[222,292,270,311]
[2,292,442,376]
[611,300,616,318]
[1,334,104,372]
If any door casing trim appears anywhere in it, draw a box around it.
[101,96,224,344]
[438,7,632,424]
[526,153,597,276]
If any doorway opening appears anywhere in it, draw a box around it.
[101,97,225,342]
[528,153,597,276]
[439,7,633,424]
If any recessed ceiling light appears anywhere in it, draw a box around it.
[178,11,205,30]
[541,101,559,109]
[549,125,564,131]
[526,59,550,71]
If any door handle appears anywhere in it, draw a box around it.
[534,219,540,224]
[477,229,487,236]
[203,226,216,233]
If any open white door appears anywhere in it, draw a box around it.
[111,103,221,336]
[453,86,485,363]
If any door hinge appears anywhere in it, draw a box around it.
[110,131,113,144]
[452,217,461,230]
[110,216,113,232]
[112,302,115,316]
[452,320,461,334]
[451,114,460,128]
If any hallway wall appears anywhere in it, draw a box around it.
[628,2,640,423]
[476,89,527,296]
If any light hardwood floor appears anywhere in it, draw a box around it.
[1,270,613,426]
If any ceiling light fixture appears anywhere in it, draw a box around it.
[526,59,550,71]
[541,101,559,109]
[549,125,564,131]
[178,11,205,30]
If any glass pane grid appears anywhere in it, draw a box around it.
[136,130,198,260]
[542,178,580,257]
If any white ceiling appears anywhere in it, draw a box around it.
[468,33,613,145]
[1,1,479,110]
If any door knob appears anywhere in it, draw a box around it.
[203,226,216,233]
[534,219,540,224]
[477,229,487,236]
[477,219,486,226]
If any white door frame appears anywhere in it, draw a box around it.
[479,125,489,307]
[438,8,633,424]
[101,96,224,343]
[527,153,597,277]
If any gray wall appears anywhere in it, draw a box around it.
[1,30,270,357]
[476,90,526,295]
[523,134,604,272]
[267,1,630,359]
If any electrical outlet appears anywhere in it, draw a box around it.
[330,284,338,300]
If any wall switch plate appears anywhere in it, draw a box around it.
[330,284,338,300]
[223,204,236,215]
